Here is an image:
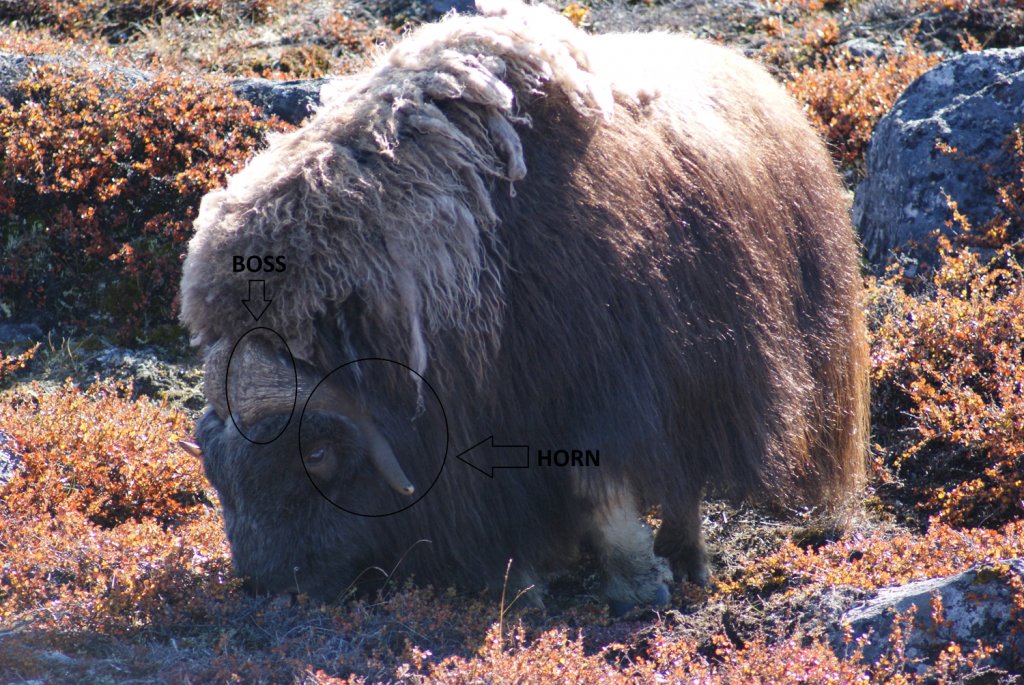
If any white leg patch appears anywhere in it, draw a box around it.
[590,489,672,607]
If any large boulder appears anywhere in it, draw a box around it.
[853,48,1024,265]
[832,560,1024,674]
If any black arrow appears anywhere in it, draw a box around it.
[242,279,272,321]
[455,436,530,478]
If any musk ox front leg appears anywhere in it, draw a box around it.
[586,487,672,615]
[653,493,709,586]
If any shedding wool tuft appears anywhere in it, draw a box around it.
[180,1,615,374]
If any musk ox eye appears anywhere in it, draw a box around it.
[306,446,328,465]
[302,443,338,484]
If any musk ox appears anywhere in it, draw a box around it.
[180,0,868,611]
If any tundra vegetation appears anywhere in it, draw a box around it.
[1,0,1023,683]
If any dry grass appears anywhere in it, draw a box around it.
[0,0,399,77]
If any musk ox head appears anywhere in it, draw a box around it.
[180,0,868,609]
[192,333,446,598]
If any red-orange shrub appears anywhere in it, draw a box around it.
[0,344,39,384]
[0,65,287,339]
[0,379,237,633]
[320,12,395,56]
[869,234,1024,527]
[953,125,1024,246]
[561,2,590,28]
[0,0,282,39]
[400,612,997,684]
[720,519,1024,596]
[1,379,208,526]
[867,120,1024,527]
[0,506,234,632]
[785,41,941,167]
[210,10,396,79]
[242,44,334,79]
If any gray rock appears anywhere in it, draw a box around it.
[0,51,334,125]
[853,48,1024,265]
[833,559,1024,674]
[0,431,21,487]
[0,51,149,103]
[839,38,886,60]
[429,0,475,14]
[90,345,203,407]
[586,0,769,44]
[228,77,334,125]
[0,51,50,95]
[36,651,74,667]
[0,322,43,343]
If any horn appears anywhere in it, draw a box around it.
[206,332,309,429]
[178,440,202,458]
[360,420,416,497]
[203,339,232,420]
[312,374,417,498]
[205,332,416,497]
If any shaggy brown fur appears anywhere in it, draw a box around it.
[180,0,868,609]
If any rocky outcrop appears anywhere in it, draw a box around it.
[832,560,1024,674]
[853,48,1024,264]
[0,51,334,125]
[226,76,333,124]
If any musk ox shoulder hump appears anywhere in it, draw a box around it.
[180,0,628,368]
[180,0,848,409]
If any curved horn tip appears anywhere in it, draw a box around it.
[360,419,417,499]
[178,440,202,458]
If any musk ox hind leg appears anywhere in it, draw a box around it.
[585,486,672,616]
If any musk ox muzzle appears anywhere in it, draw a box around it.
[178,0,869,611]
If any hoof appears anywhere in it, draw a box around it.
[608,598,634,618]
[608,581,670,617]
[685,563,709,587]
[654,581,671,606]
